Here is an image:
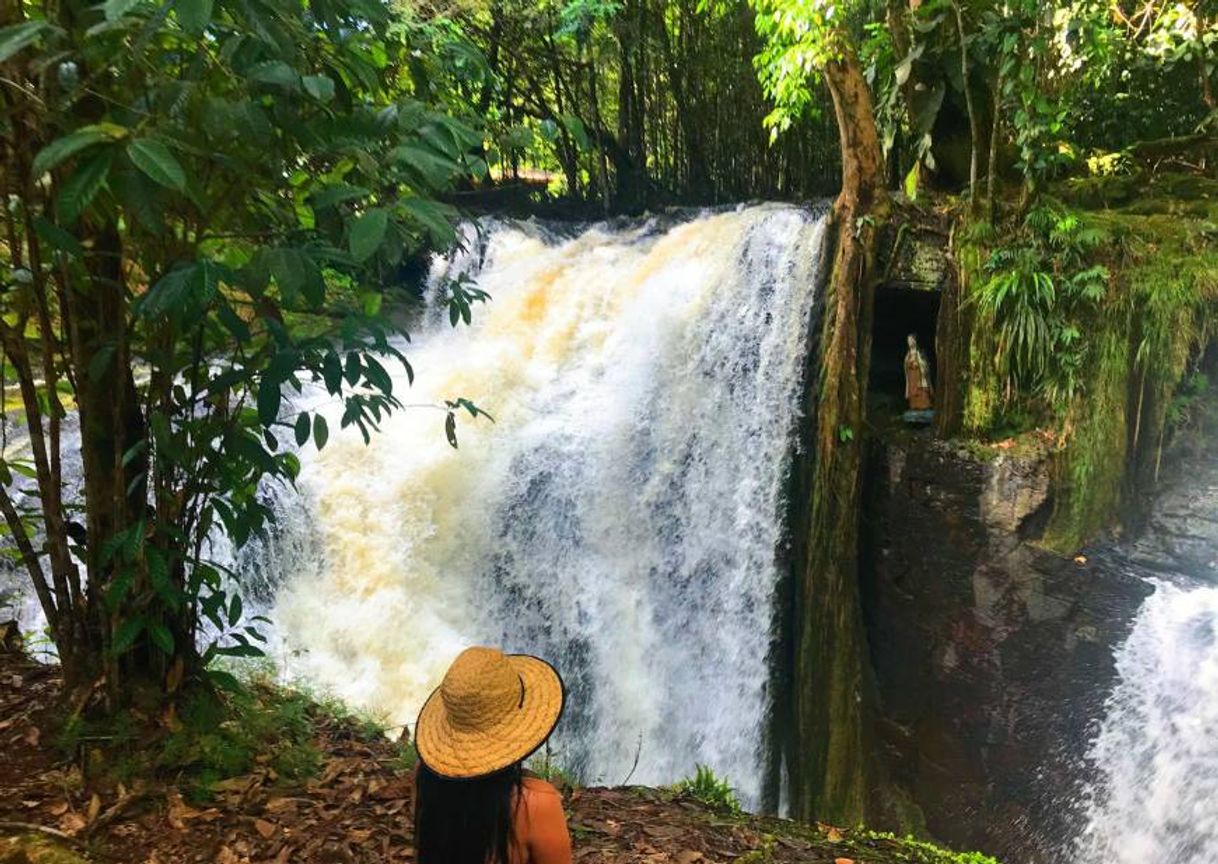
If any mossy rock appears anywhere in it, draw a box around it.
[1146,173,1218,201]
[0,835,89,864]
[1058,175,1140,209]
[1118,197,1215,218]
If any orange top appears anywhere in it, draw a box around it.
[510,777,572,864]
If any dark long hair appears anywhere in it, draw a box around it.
[414,761,523,864]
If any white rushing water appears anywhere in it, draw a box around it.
[254,204,827,803]
[1075,581,1218,862]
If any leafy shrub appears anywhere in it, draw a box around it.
[673,764,742,815]
[973,203,1111,415]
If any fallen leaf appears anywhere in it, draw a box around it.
[835,859,856,864]
[23,725,40,746]
[211,774,258,794]
[675,852,704,864]
[274,847,292,864]
[167,790,201,829]
[254,818,277,839]
[58,811,87,835]
[87,792,101,824]
[825,826,844,842]
[46,800,70,816]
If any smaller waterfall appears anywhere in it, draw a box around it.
[1075,581,1218,863]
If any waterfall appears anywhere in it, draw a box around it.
[1075,581,1218,862]
[257,204,827,804]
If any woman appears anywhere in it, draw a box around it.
[414,646,572,864]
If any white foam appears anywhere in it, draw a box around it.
[260,205,827,804]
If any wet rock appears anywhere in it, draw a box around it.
[1125,463,1218,580]
[862,435,1152,863]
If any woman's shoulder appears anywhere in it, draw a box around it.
[521,776,562,798]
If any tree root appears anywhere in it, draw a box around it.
[0,820,83,844]
[84,788,157,837]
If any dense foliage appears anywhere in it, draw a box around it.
[0,0,487,698]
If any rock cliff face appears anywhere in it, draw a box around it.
[860,434,1152,862]
[1124,440,1218,583]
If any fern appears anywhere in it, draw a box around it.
[674,764,742,815]
[972,204,1113,414]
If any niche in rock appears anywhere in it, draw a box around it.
[868,283,941,418]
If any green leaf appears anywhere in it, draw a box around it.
[252,247,324,307]
[322,351,342,393]
[57,148,113,223]
[257,377,282,426]
[0,20,53,63]
[313,414,329,450]
[127,138,186,192]
[206,668,243,693]
[149,622,175,654]
[137,260,222,321]
[303,74,335,102]
[111,616,145,655]
[104,568,134,610]
[558,114,590,151]
[392,144,461,189]
[247,60,299,90]
[115,161,165,232]
[7,462,37,480]
[310,183,369,210]
[32,127,119,177]
[32,217,83,257]
[349,208,389,262]
[344,352,361,386]
[229,592,243,624]
[294,412,310,447]
[104,0,141,20]
[217,301,251,342]
[215,643,265,658]
[176,0,214,34]
[401,198,457,245]
[445,411,458,449]
[361,292,382,317]
[363,355,392,395]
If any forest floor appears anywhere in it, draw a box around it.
[0,646,994,864]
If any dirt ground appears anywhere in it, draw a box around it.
[0,646,988,864]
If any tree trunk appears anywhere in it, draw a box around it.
[987,64,1004,223]
[65,224,149,694]
[1199,12,1215,111]
[954,2,981,211]
[788,47,888,826]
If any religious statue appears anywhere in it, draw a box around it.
[904,334,934,412]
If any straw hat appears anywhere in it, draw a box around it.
[415,647,565,779]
